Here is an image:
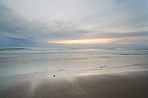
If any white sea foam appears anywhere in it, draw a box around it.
[0,47,148,54]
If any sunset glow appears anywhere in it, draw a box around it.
[47,38,117,44]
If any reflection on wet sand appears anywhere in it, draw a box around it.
[0,52,148,98]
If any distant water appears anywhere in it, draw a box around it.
[0,47,148,54]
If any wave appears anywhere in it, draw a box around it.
[0,47,148,54]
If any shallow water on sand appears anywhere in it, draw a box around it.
[0,48,148,98]
[0,50,148,78]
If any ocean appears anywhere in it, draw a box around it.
[0,47,148,78]
[0,47,148,54]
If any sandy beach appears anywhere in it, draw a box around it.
[0,49,148,98]
[0,70,148,98]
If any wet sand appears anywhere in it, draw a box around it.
[0,52,148,98]
[0,71,148,98]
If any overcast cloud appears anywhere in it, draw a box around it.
[0,0,148,47]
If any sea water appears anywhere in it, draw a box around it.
[0,47,148,78]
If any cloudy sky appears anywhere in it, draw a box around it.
[0,0,148,47]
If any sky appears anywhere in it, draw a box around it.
[0,0,148,47]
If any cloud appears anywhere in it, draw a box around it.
[0,3,49,46]
[6,37,34,43]
[84,32,148,39]
[0,0,148,47]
